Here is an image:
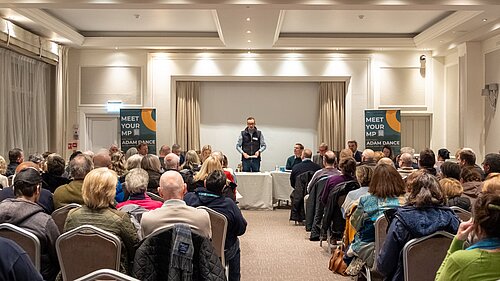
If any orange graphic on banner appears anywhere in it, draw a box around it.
[386,110,401,132]
[141,109,157,132]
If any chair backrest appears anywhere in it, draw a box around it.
[0,223,41,270]
[74,269,139,281]
[56,224,122,281]
[146,191,165,202]
[372,215,389,271]
[403,231,454,281]
[197,206,228,265]
[450,206,472,222]
[51,203,81,234]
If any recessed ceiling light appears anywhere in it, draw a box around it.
[114,47,118,50]
[246,17,251,21]
[246,30,252,34]
[482,18,488,22]
[247,39,251,43]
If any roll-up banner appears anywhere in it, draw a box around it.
[120,108,157,154]
[364,109,401,155]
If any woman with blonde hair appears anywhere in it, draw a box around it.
[440,177,471,211]
[200,144,212,164]
[193,156,222,188]
[181,150,201,171]
[0,155,8,188]
[64,167,139,274]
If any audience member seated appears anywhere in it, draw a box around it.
[419,148,437,176]
[439,178,471,211]
[116,168,163,211]
[108,144,120,155]
[382,145,395,162]
[171,143,185,166]
[377,170,460,281]
[5,148,24,177]
[164,153,180,171]
[286,143,304,170]
[339,148,354,161]
[110,152,126,177]
[290,148,321,188]
[483,173,500,193]
[307,151,340,193]
[347,140,362,163]
[397,153,415,179]
[460,166,483,205]
[320,157,358,241]
[312,143,329,168]
[94,151,125,202]
[180,150,202,192]
[124,147,138,160]
[64,168,139,275]
[360,149,376,167]
[53,154,93,209]
[192,156,223,192]
[185,170,247,281]
[136,143,149,156]
[222,154,236,184]
[482,153,500,176]
[439,161,461,181]
[0,162,54,214]
[458,148,485,180]
[0,237,44,281]
[42,154,70,193]
[157,144,171,170]
[141,171,212,238]
[211,151,235,183]
[200,144,212,164]
[346,164,406,268]
[141,154,162,195]
[28,153,45,171]
[0,167,60,281]
[342,165,373,218]
[377,157,395,167]
[119,154,143,184]
[395,146,418,169]
[0,155,8,188]
[436,188,500,280]
[436,148,451,174]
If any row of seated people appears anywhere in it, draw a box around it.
[297,147,500,280]
[0,155,247,281]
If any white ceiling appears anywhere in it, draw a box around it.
[1,1,500,55]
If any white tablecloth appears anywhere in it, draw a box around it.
[235,172,273,210]
[270,171,293,202]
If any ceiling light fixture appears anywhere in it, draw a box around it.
[246,17,251,21]
[482,18,488,22]
[246,30,252,34]
[247,39,251,43]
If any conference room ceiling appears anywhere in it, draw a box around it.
[1,1,500,55]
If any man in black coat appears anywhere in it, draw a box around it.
[290,148,321,188]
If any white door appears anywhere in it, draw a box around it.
[86,116,119,153]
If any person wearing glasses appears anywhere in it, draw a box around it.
[236,116,266,172]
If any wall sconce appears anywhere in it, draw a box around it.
[481,83,498,110]
[419,55,426,77]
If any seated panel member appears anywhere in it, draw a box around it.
[286,143,304,170]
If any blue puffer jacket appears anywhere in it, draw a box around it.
[377,206,460,281]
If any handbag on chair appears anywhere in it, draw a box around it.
[328,245,347,276]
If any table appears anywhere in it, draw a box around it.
[234,172,273,210]
[269,171,293,202]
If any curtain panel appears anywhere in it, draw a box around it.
[318,82,346,152]
[0,48,50,158]
[176,81,201,152]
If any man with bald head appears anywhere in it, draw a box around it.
[140,171,211,238]
[164,153,180,171]
[290,148,322,188]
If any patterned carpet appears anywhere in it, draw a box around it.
[239,209,351,281]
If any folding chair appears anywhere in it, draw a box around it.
[403,231,454,281]
[51,203,81,233]
[0,223,41,270]
[197,206,228,265]
[74,269,139,281]
[56,224,122,281]
[358,215,388,281]
[450,206,472,222]
[146,191,165,202]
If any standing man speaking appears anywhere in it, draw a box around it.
[236,116,266,172]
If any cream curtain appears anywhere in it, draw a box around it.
[318,82,346,151]
[0,47,50,157]
[55,46,69,155]
[176,81,201,151]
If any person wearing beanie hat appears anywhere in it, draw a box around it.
[0,166,60,281]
